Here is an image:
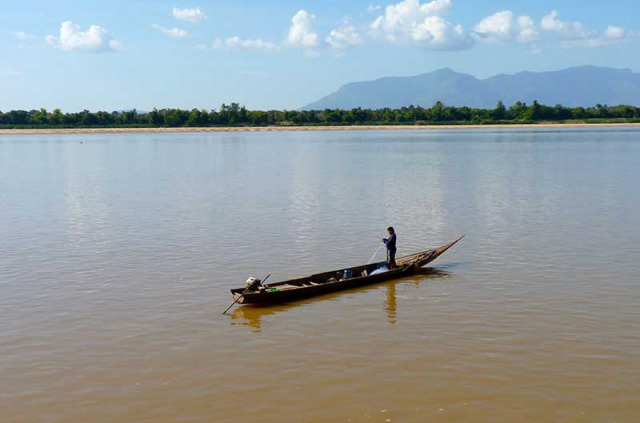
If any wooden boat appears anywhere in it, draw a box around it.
[229,236,464,306]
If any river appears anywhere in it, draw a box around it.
[1,128,639,422]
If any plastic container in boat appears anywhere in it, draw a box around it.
[343,269,353,279]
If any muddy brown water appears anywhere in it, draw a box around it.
[1,128,639,422]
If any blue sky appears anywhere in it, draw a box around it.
[1,0,639,111]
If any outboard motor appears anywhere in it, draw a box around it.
[245,277,262,292]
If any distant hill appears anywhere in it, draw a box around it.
[302,66,640,110]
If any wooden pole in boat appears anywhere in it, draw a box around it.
[222,274,270,315]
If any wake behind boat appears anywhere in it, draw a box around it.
[228,236,464,307]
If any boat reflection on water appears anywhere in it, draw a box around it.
[230,304,284,332]
[385,267,449,325]
[230,267,450,331]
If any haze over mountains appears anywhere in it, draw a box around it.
[302,66,640,110]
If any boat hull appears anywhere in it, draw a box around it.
[230,236,463,306]
[235,266,411,304]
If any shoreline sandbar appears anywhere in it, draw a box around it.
[2,123,640,135]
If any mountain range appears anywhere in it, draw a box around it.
[302,66,640,110]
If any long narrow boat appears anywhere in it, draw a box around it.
[229,236,464,306]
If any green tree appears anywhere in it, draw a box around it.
[524,100,541,121]
[31,108,48,125]
[148,109,163,126]
[429,101,445,122]
[493,101,506,120]
[50,109,64,125]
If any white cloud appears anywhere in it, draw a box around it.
[327,25,364,50]
[152,24,190,39]
[46,21,121,53]
[286,10,319,47]
[368,5,382,13]
[173,7,207,23]
[11,31,36,40]
[411,16,470,49]
[604,25,625,40]
[562,26,635,48]
[473,11,538,44]
[541,11,634,48]
[541,11,590,39]
[516,16,538,44]
[516,15,538,44]
[370,0,472,49]
[213,36,279,52]
[210,9,322,56]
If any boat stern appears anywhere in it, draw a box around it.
[230,289,246,304]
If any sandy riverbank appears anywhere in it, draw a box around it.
[2,123,640,135]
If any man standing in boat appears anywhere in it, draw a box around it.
[383,227,397,269]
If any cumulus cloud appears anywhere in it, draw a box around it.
[473,11,537,44]
[541,11,591,39]
[209,9,321,56]
[562,25,635,48]
[327,25,364,50]
[213,36,279,52]
[604,26,625,39]
[368,5,382,13]
[173,7,207,22]
[152,24,190,39]
[11,31,36,40]
[370,0,472,49]
[286,10,319,47]
[202,3,636,56]
[46,21,121,53]
[541,10,634,48]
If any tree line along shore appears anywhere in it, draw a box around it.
[1,102,640,129]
